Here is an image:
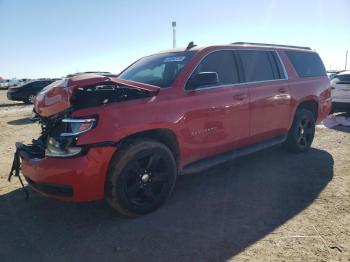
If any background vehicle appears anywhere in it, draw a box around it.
[12,43,331,217]
[66,71,117,77]
[331,70,350,112]
[7,79,55,104]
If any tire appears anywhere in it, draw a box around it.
[285,109,315,153]
[105,139,177,217]
[25,94,36,104]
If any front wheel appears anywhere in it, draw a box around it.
[105,139,177,217]
[285,109,315,153]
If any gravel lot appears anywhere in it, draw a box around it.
[0,90,349,262]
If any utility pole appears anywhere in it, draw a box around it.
[345,50,348,70]
[172,21,176,48]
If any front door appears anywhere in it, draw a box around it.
[179,50,250,164]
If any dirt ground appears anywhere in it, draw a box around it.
[0,90,349,262]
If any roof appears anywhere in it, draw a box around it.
[156,42,313,55]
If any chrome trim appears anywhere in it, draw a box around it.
[183,48,289,92]
[62,118,96,123]
[187,79,289,92]
[188,83,239,92]
[60,129,93,137]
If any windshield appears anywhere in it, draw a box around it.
[118,51,196,88]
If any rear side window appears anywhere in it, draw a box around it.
[238,50,280,82]
[188,50,240,88]
[285,51,326,77]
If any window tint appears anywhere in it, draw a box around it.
[285,51,326,77]
[271,52,286,79]
[34,81,49,88]
[187,50,239,89]
[238,50,276,82]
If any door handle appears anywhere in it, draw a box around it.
[233,93,248,101]
[277,87,288,93]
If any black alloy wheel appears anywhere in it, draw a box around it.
[106,139,177,217]
[296,116,314,149]
[285,109,315,153]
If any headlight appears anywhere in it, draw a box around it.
[45,137,82,157]
[60,118,96,137]
[45,117,97,157]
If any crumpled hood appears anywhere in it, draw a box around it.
[34,74,160,117]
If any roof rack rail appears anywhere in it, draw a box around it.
[231,42,311,50]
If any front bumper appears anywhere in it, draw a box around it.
[18,144,116,202]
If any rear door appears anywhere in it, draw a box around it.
[237,50,292,143]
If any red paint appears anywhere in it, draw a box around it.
[23,45,331,202]
[22,147,116,201]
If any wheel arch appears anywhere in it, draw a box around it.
[115,128,181,167]
[296,99,318,120]
[289,99,318,129]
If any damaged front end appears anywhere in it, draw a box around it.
[9,74,160,199]
[8,108,99,198]
[34,73,160,117]
[29,109,93,158]
[29,74,159,157]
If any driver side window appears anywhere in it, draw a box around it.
[186,50,240,89]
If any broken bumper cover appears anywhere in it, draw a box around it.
[17,143,116,202]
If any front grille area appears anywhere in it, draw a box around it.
[18,140,46,160]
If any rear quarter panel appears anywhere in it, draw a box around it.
[279,50,331,126]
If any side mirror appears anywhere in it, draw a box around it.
[187,72,219,90]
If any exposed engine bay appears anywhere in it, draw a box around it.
[18,74,159,161]
[72,83,151,109]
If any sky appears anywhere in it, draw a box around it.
[0,0,349,79]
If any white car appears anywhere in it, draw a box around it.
[331,70,350,112]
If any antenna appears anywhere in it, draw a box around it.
[186,41,196,50]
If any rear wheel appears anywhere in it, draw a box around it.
[105,139,177,217]
[285,109,315,153]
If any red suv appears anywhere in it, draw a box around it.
[11,42,331,217]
